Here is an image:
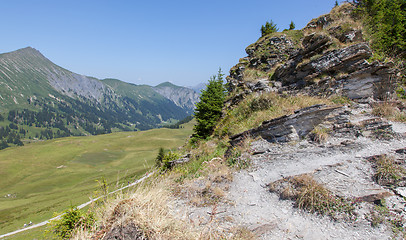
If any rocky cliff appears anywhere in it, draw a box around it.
[153,82,200,114]
[226,3,397,106]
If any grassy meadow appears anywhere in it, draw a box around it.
[0,122,193,238]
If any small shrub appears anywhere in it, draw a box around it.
[47,206,95,239]
[175,139,228,182]
[94,177,109,204]
[396,86,406,99]
[249,95,274,112]
[227,137,252,170]
[161,151,180,171]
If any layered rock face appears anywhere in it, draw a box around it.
[230,104,339,145]
[226,3,397,104]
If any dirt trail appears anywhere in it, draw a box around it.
[226,105,406,239]
[175,104,406,239]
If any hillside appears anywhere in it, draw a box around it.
[0,123,194,237]
[11,1,406,240]
[0,47,198,148]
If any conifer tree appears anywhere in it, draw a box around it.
[289,21,295,30]
[155,147,165,167]
[193,69,227,140]
[261,20,279,36]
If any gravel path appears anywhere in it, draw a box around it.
[224,105,406,239]
[174,104,406,239]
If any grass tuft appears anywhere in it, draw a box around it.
[309,126,330,143]
[372,102,406,122]
[269,174,356,220]
[372,155,405,186]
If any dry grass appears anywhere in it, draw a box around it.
[303,2,363,50]
[330,3,362,29]
[172,157,233,207]
[73,179,201,239]
[309,126,330,143]
[372,155,405,186]
[372,102,406,122]
[243,68,269,82]
[269,174,356,220]
[230,227,257,240]
[216,92,332,137]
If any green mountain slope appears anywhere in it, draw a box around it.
[0,47,197,147]
[0,122,194,236]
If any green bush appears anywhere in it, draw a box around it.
[162,151,180,171]
[47,206,95,239]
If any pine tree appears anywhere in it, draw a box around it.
[289,21,295,30]
[155,147,165,167]
[357,0,406,58]
[261,20,279,37]
[193,69,227,140]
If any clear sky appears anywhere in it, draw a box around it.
[0,0,337,87]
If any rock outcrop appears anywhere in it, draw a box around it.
[225,3,398,106]
[230,104,339,146]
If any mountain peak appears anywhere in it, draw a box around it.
[15,46,45,58]
[1,46,48,62]
[155,81,179,88]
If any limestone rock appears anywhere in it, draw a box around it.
[328,26,363,43]
[245,35,299,71]
[304,14,333,30]
[230,104,339,146]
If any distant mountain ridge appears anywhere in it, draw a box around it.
[153,82,199,114]
[0,47,199,144]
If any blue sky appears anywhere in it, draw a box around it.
[0,0,337,87]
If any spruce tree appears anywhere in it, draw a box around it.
[261,20,279,36]
[193,69,227,140]
[289,21,295,30]
[155,147,165,167]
